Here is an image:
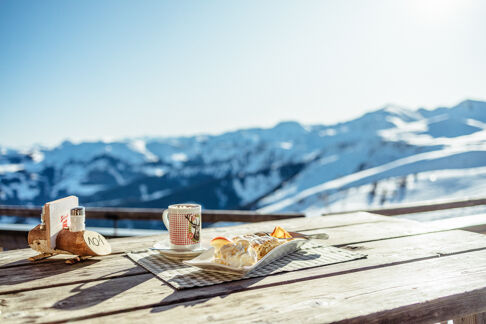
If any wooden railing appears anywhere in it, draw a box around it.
[0,205,305,223]
[1,196,486,224]
[322,196,486,216]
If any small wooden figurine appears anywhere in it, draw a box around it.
[28,196,111,264]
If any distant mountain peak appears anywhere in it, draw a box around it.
[381,103,409,111]
[274,120,304,129]
[271,121,309,136]
[376,104,421,121]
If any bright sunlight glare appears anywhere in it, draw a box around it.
[411,0,469,22]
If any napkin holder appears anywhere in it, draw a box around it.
[28,196,111,264]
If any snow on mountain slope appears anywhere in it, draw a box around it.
[264,165,486,218]
[258,147,486,214]
[258,99,486,214]
[1,99,485,213]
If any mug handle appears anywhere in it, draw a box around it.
[162,209,170,231]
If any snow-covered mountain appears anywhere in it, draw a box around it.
[1,99,486,217]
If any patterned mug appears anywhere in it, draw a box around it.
[162,204,201,250]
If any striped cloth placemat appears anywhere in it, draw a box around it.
[127,243,366,290]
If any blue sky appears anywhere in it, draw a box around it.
[1,0,485,147]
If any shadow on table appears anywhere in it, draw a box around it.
[51,266,151,310]
[151,275,268,313]
[151,251,321,314]
[0,257,101,290]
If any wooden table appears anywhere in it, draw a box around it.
[1,212,486,323]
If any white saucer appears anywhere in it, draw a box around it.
[151,241,207,260]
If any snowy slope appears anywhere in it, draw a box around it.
[271,165,486,218]
[1,99,485,214]
[258,99,486,214]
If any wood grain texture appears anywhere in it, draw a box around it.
[0,253,147,294]
[0,215,442,294]
[3,213,483,324]
[0,216,428,294]
[1,230,486,323]
[77,250,486,324]
[0,215,422,280]
[0,213,399,293]
[453,312,486,324]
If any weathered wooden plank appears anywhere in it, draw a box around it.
[0,212,397,268]
[427,213,486,234]
[453,312,486,324]
[0,254,148,294]
[1,230,486,323]
[77,249,486,324]
[0,216,420,294]
[323,196,486,216]
[0,216,436,295]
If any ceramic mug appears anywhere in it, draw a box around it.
[162,204,201,250]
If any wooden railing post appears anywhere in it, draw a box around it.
[453,312,486,324]
[105,213,119,236]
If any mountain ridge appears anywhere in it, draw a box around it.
[1,99,485,216]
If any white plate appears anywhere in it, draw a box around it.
[184,238,307,275]
[151,241,207,260]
